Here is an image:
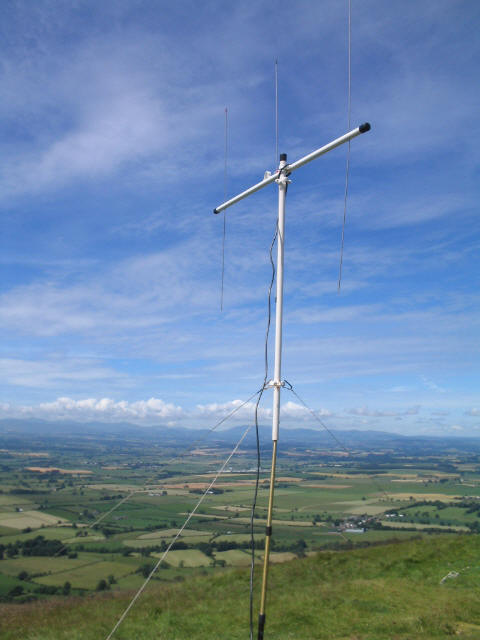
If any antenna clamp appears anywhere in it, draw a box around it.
[265,379,286,389]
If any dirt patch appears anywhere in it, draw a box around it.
[389,492,462,501]
[0,450,49,457]
[308,472,372,479]
[0,510,69,530]
[165,481,257,489]
[304,484,351,489]
[25,467,92,475]
[380,520,469,531]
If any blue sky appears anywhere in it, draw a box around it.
[1,0,478,435]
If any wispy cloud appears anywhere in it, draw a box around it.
[420,376,446,394]
[0,357,125,390]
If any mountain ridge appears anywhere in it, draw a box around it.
[1,417,480,453]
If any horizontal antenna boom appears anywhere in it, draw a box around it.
[213,123,370,214]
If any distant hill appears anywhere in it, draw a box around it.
[2,417,480,454]
[209,424,480,454]
[2,534,480,639]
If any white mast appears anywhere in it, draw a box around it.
[214,121,371,640]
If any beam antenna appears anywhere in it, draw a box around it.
[213,121,371,639]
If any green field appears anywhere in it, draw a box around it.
[0,554,98,577]
[2,536,480,639]
[0,526,78,545]
[214,549,253,566]
[35,557,139,590]
[0,494,35,507]
[151,549,210,567]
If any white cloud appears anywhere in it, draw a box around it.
[0,395,333,428]
[0,396,184,423]
[196,399,271,422]
[281,401,332,421]
[38,396,184,421]
[466,408,480,416]
[0,395,477,436]
[348,405,420,418]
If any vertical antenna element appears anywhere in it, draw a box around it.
[338,0,352,292]
[275,59,279,166]
[221,107,228,311]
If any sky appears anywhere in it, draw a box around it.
[0,0,479,436]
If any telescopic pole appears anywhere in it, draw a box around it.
[213,122,370,640]
[257,153,289,640]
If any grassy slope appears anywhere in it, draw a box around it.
[1,534,480,639]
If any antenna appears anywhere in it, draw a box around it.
[213,121,371,639]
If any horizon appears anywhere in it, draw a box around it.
[2,415,480,441]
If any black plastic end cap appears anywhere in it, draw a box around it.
[280,153,287,161]
[213,208,219,214]
[359,122,371,133]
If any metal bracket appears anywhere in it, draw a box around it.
[275,173,291,185]
[265,379,286,389]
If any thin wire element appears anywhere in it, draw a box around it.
[249,221,278,640]
[275,59,279,166]
[338,0,351,292]
[52,387,262,558]
[105,420,257,640]
[221,107,228,311]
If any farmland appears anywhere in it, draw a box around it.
[2,534,480,639]
[1,423,480,605]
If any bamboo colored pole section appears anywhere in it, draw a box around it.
[257,439,278,639]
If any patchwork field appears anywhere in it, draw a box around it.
[0,510,69,530]
[387,492,465,501]
[2,427,480,609]
[25,467,92,475]
[35,558,139,590]
[137,528,209,540]
[0,554,100,577]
